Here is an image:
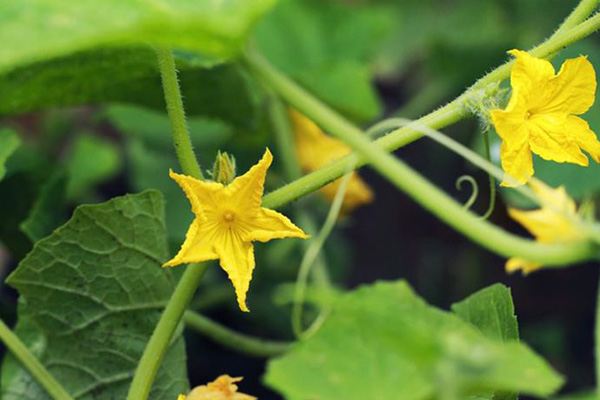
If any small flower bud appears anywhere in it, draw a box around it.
[211,151,236,185]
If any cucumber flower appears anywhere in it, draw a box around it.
[506,182,587,274]
[491,50,600,186]
[165,149,307,311]
[289,109,374,212]
[177,375,255,400]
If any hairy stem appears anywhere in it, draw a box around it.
[553,0,599,37]
[0,319,74,400]
[127,263,209,400]
[156,47,203,179]
[127,47,210,400]
[184,311,290,357]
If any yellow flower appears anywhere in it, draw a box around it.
[506,182,586,274]
[490,49,600,186]
[288,109,374,212]
[178,375,256,400]
[165,149,307,311]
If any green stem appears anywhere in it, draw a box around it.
[183,311,290,357]
[482,130,496,219]
[249,12,600,209]
[553,0,599,36]
[266,92,333,338]
[249,58,598,267]
[0,319,74,400]
[292,175,349,340]
[267,93,302,180]
[156,47,203,179]
[127,263,209,400]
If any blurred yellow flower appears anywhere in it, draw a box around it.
[289,109,374,213]
[178,375,256,400]
[490,49,600,186]
[506,182,586,274]
[165,149,307,311]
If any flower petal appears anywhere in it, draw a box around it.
[528,113,588,165]
[498,128,533,187]
[214,232,256,312]
[242,208,307,242]
[505,257,541,275]
[226,149,272,214]
[565,116,600,163]
[508,49,555,102]
[508,206,584,243]
[169,170,225,216]
[187,375,256,400]
[163,220,219,267]
[541,55,596,115]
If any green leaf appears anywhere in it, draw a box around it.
[126,139,191,245]
[254,0,392,122]
[0,0,276,74]
[106,104,233,150]
[265,280,563,400]
[1,190,188,399]
[452,283,519,342]
[373,0,508,76]
[66,133,121,199]
[19,171,68,242]
[0,128,20,181]
[0,49,260,129]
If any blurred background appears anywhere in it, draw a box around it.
[1,0,599,398]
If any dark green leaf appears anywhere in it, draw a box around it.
[19,171,68,242]
[1,191,187,399]
[554,391,599,400]
[0,129,20,181]
[254,0,393,122]
[266,281,562,400]
[452,283,519,342]
[0,49,260,129]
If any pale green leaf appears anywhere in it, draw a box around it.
[66,134,121,199]
[0,0,277,74]
[1,191,187,399]
[265,281,563,400]
[452,283,519,342]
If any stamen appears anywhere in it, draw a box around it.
[223,210,235,222]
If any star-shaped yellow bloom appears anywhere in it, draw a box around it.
[506,182,586,274]
[177,375,255,400]
[289,109,374,213]
[165,149,307,311]
[490,49,600,186]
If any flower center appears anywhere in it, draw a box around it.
[223,210,235,223]
[524,110,532,120]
